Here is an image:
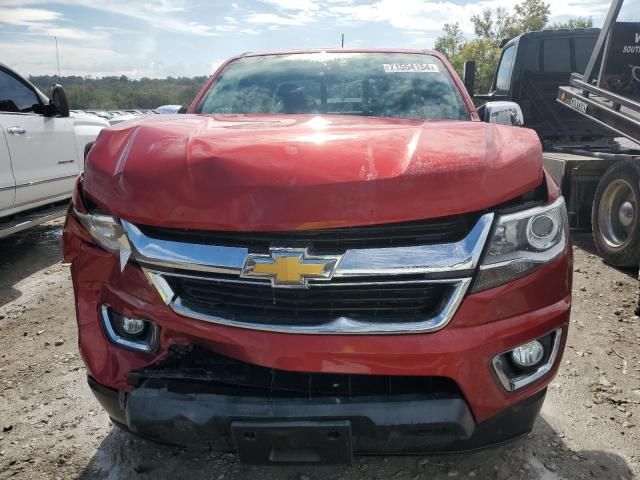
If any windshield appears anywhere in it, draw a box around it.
[196,52,469,121]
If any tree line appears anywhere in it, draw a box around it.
[28,75,208,110]
[434,0,593,94]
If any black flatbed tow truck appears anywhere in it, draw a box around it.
[468,0,640,267]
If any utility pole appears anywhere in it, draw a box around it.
[55,36,61,81]
[341,33,344,48]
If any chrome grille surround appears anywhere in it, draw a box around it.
[123,213,494,334]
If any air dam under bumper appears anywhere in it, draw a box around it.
[89,377,546,463]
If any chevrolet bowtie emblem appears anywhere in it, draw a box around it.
[241,249,340,287]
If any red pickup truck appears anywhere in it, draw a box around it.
[64,49,572,464]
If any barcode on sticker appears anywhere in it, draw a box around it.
[383,63,439,73]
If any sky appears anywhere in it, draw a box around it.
[0,0,637,79]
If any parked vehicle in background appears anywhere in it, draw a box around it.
[0,63,108,238]
[85,110,113,120]
[154,104,182,114]
[65,48,571,464]
[107,113,138,125]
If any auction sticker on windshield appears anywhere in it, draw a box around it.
[383,63,439,73]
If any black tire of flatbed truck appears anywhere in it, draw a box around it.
[591,160,640,268]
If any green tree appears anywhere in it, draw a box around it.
[28,75,208,109]
[549,17,594,29]
[471,0,551,43]
[471,7,515,41]
[450,39,502,94]
[513,0,551,34]
[434,23,465,59]
[437,0,591,96]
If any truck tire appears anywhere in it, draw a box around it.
[591,160,640,267]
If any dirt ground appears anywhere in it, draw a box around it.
[1,220,639,480]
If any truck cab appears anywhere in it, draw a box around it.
[478,28,612,141]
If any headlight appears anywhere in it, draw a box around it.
[472,197,568,292]
[73,209,132,270]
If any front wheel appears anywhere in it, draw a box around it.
[591,160,640,267]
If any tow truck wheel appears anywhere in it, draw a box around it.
[592,160,640,267]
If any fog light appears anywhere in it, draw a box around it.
[511,340,544,368]
[121,317,145,335]
[100,305,158,353]
[492,329,563,392]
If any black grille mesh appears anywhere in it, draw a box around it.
[166,276,451,325]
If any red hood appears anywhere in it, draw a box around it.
[84,114,543,231]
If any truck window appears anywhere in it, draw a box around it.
[574,36,597,73]
[0,70,38,113]
[520,41,541,73]
[196,52,469,121]
[542,38,571,73]
[495,45,516,93]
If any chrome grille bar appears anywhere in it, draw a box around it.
[123,213,493,278]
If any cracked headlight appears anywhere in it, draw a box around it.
[472,197,568,292]
[73,209,132,270]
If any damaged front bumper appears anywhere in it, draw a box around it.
[87,345,547,464]
[89,375,545,463]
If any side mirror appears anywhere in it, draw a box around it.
[177,105,187,114]
[478,101,524,127]
[50,84,70,117]
[463,61,476,97]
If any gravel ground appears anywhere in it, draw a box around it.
[0,220,639,479]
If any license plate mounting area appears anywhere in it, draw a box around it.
[231,420,353,465]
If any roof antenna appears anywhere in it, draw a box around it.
[55,36,62,81]
[341,33,344,48]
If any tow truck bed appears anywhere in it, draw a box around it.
[558,74,640,144]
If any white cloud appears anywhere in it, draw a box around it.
[0,39,213,78]
[0,7,110,42]
[2,1,220,36]
[251,0,620,35]
[3,0,622,42]
[245,12,312,26]
[30,26,109,41]
[548,0,615,19]
[215,24,237,32]
[0,1,234,78]
[258,0,320,11]
[143,0,185,13]
[0,40,126,77]
[0,7,63,26]
[328,0,514,34]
